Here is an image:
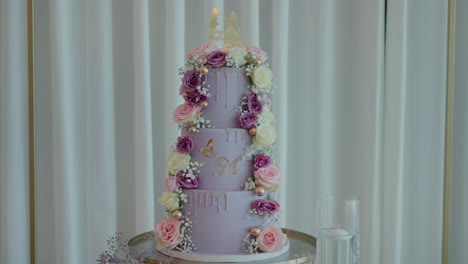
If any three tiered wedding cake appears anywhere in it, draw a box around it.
[154,11,288,262]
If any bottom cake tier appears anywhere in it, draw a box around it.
[158,189,289,262]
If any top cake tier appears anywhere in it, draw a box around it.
[174,45,274,134]
[202,67,251,129]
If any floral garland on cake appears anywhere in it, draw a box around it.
[155,43,285,254]
[155,135,200,252]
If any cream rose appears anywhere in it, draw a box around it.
[257,109,275,126]
[158,191,180,211]
[258,225,284,252]
[167,151,190,175]
[253,123,276,149]
[254,164,280,189]
[154,217,183,249]
[173,103,201,124]
[227,46,247,66]
[250,65,273,88]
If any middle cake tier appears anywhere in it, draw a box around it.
[182,128,252,191]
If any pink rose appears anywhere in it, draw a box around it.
[164,176,178,192]
[244,45,268,62]
[176,135,194,154]
[247,92,262,114]
[185,92,208,106]
[173,103,201,124]
[258,225,283,252]
[154,217,183,249]
[238,112,257,129]
[254,165,280,189]
[252,199,280,215]
[188,44,217,60]
[207,50,227,68]
[181,70,202,93]
[253,154,271,170]
[176,171,200,189]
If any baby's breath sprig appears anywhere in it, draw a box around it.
[243,177,256,191]
[226,55,239,68]
[197,81,211,97]
[251,84,273,95]
[173,188,188,210]
[243,233,259,254]
[268,190,279,201]
[248,208,277,222]
[191,116,213,132]
[242,145,256,161]
[245,64,255,75]
[182,162,202,180]
[258,145,274,157]
[175,216,196,253]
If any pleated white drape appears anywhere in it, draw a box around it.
[449,0,468,262]
[0,1,30,264]
[1,0,466,263]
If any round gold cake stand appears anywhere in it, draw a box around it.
[128,228,315,264]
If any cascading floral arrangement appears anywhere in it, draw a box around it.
[154,43,284,254]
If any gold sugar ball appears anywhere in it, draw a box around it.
[172,210,183,220]
[255,186,265,196]
[188,126,197,133]
[250,227,261,237]
[199,66,209,75]
[249,127,257,136]
[254,59,262,66]
[201,101,208,108]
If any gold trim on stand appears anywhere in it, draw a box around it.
[27,0,35,263]
[443,0,456,263]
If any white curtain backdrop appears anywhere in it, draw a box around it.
[0,1,30,264]
[449,0,468,262]
[1,0,465,264]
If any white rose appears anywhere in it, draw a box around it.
[253,123,276,149]
[257,109,275,126]
[158,192,180,211]
[167,152,190,175]
[228,46,247,66]
[250,65,273,88]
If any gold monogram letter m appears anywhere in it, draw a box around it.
[215,157,243,176]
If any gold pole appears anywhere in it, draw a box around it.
[442,0,456,263]
[27,0,36,263]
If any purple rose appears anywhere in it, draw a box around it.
[176,172,200,189]
[253,154,271,170]
[252,199,280,215]
[182,70,202,93]
[248,92,263,114]
[185,92,207,106]
[207,50,227,68]
[238,112,257,129]
[176,135,194,154]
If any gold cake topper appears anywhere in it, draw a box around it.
[208,8,244,49]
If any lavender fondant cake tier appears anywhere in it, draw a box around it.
[201,67,251,129]
[182,189,264,254]
[182,128,252,191]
